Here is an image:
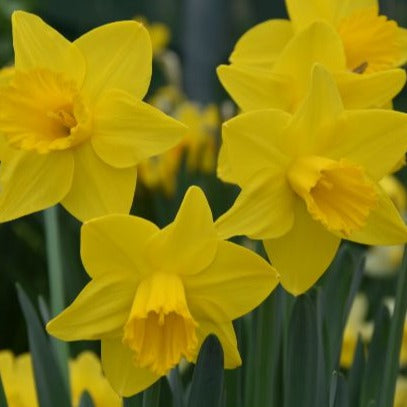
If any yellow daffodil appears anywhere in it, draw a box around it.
[0,11,185,222]
[0,351,120,407]
[70,352,121,407]
[215,65,407,295]
[0,351,37,407]
[47,186,278,396]
[134,16,171,55]
[340,294,372,368]
[218,22,406,113]
[231,0,407,74]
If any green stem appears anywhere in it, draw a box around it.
[43,205,69,386]
[379,245,407,407]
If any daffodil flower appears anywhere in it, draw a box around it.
[47,186,278,396]
[215,65,407,295]
[230,0,407,74]
[0,351,121,407]
[218,22,406,113]
[0,11,186,222]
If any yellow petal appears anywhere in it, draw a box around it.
[273,22,346,88]
[101,338,159,397]
[146,186,218,274]
[346,186,407,245]
[46,276,135,341]
[92,89,186,168]
[285,0,335,29]
[81,214,159,279]
[327,110,407,180]
[217,65,293,112]
[75,21,152,103]
[61,143,136,222]
[215,170,295,240]
[194,321,242,369]
[216,143,235,184]
[336,69,406,109]
[264,199,341,296]
[285,64,343,158]
[230,19,293,68]
[0,148,73,222]
[221,109,291,186]
[398,27,407,66]
[185,240,278,321]
[12,11,85,85]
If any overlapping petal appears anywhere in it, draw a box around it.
[81,215,159,279]
[0,148,73,222]
[326,110,407,180]
[335,69,406,109]
[92,89,186,168]
[217,65,292,112]
[12,11,85,85]
[61,143,136,222]
[185,240,279,321]
[75,21,152,103]
[346,186,407,245]
[264,200,341,295]
[230,19,293,68]
[101,338,159,397]
[46,276,136,341]
[215,171,295,240]
[146,186,218,275]
[221,109,291,185]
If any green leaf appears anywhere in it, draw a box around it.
[360,305,391,407]
[187,335,224,407]
[16,284,71,407]
[284,295,318,407]
[78,391,95,407]
[123,394,143,407]
[378,246,407,407]
[0,374,8,407]
[348,336,365,407]
[329,372,349,407]
[143,378,161,407]
[168,367,185,407]
[321,243,365,376]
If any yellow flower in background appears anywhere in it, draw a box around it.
[139,100,220,196]
[134,16,171,55]
[47,186,278,396]
[0,351,37,407]
[0,351,120,407]
[340,295,372,368]
[216,65,407,295]
[231,0,407,74]
[0,11,185,222]
[70,352,121,407]
[218,22,406,113]
[365,175,406,277]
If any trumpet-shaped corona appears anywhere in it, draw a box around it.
[287,156,377,236]
[123,273,198,375]
[338,8,402,73]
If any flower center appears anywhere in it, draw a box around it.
[123,273,198,376]
[0,69,90,154]
[337,7,401,73]
[287,156,377,236]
